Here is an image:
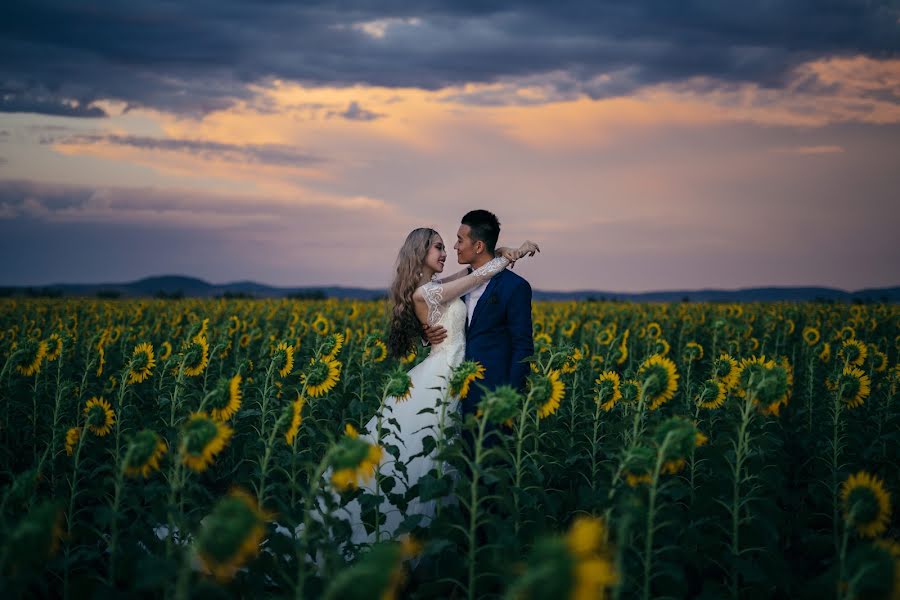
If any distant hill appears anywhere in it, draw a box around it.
[2,276,898,303]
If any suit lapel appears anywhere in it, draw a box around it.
[468,274,501,333]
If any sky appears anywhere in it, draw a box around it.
[1,1,899,292]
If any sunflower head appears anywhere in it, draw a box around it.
[817,341,832,362]
[302,357,342,398]
[638,354,679,410]
[182,335,210,377]
[319,332,345,360]
[450,361,486,400]
[364,338,388,363]
[196,488,271,582]
[646,322,662,340]
[83,397,115,437]
[653,416,702,474]
[329,435,383,492]
[284,393,306,445]
[595,371,622,412]
[695,378,727,409]
[841,471,892,538]
[836,366,872,409]
[159,340,173,361]
[272,341,295,378]
[619,379,640,405]
[802,326,821,346]
[44,333,63,362]
[384,367,414,401]
[14,339,48,377]
[529,370,566,419]
[651,338,670,357]
[182,413,233,473]
[839,339,868,367]
[510,516,617,600]
[683,342,704,362]
[478,385,523,425]
[65,427,81,456]
[312,314,331,336]
[839,325,857,342]
[713,354,739,390]
[124,429,167,478]
[128,342,156,384]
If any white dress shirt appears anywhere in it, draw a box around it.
[465,280,489,327]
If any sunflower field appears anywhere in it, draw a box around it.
[1,298,898,599]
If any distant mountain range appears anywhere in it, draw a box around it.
[3,275,899,303]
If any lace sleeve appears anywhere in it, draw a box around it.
[421,281,444,326]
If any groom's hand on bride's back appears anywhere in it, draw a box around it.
[423,323,447,346]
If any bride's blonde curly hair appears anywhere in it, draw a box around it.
[388,227,438,358]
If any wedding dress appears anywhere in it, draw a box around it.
[335,256,510,546]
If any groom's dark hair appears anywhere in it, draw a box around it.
[461,209,500,254]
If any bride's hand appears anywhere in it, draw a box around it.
[517,240,540,258]
[497,246,520,263]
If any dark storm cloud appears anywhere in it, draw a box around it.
[1,1,897,117]
[49,134,326,167]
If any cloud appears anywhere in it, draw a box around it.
[771,145,845,155]
[328,101,384,121]
[50,134,326,168]
[1,1,896,116]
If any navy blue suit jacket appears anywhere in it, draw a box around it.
[461,269,534,416]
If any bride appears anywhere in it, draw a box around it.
[334,227,539,546]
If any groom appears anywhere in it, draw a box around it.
[424,209,534,428]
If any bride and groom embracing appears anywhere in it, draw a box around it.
[336,209,539,546]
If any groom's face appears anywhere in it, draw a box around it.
[455,224,480,265]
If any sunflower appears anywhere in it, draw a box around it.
[651,338,670,357]
[364,339,388,363]
[841,471,892,538]
[159,340,173,361]
[837,366,872,409]
[302,357,342,397]
[324,537,421,600]
[209,374,243,422]
[748,337,760,352]
[614,330,630,366]
[44,333,63,362]
[196,488,271,583]
[330,433,384,492]
[802,326,821,346]
[596,328,615,346]
[646,322,662,339]
[272,341,295,378]
[561,347,583,374]
[595,371,622,412]
[83,397,115,437]
[654,417,703,475]
[565,516,618,600]
[619,379,640,404]
[683,342,704,362]
[695,379,726,409]
[450,361,486,400]
[384,367,414,401]
[638,354,679,410]
[238,333,251,349]
[839,339,868,367]
[284,393,306,445]
[714,353,740,390]
[182,335,210,377]
[320,332,344,360]
[312,314,331,336]
[65,427,80,456]
[14,339,48,376]
[124,429,167,478]
[869,348,888,373]
[531,370,566,419]
[128,342,155,384]
[182,413,233,473]
[838,325,856,341]
[817,341,832,362]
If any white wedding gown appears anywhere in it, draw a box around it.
[333,256,510,547]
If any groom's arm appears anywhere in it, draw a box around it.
[507,279,534,392]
